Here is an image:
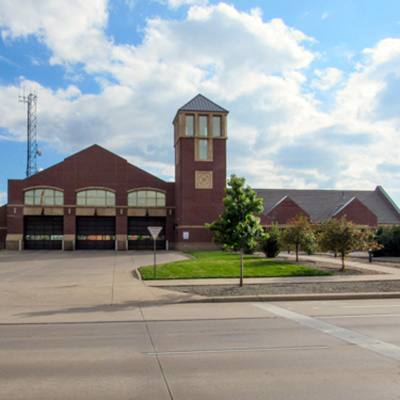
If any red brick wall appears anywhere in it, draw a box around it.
[6,145,176,245]
[265,197,309,225]
[175,137,226,244]
[334,198,378,226]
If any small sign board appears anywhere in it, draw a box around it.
[148,226,162,240]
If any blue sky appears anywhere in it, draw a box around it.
[1,0,400,207]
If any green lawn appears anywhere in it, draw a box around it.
[138,251,331,280]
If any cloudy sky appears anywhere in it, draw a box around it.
[1,0,400,207]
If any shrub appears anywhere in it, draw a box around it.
[260,224,282,258]
[375,225,400,256]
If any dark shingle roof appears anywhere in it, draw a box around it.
[255,187,400,225]
[179,94,228,113]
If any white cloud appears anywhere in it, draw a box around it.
[334,39,400,124]
[0,3,316,160]
[312,38,400,192]
[0,192,6,206]
[312,67,343,90]
[0,0,111,69]
[363,38,400,66]
[166,0,208,9]
[1,2,400,205]
[228,36,400,196]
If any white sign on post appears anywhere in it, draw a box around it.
[148,226,163,240]
[147,226,163,279]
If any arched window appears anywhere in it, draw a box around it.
[24,188,64,206]
[128,190,166,207]
[76,189,115,206]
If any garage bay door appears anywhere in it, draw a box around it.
[76,217,115,250]
[24,216,63,250]
[128,217,166,250]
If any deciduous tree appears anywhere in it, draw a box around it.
[318,216,377,271]
[206,174,267,286]
[279,215,316,261]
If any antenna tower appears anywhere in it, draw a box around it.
[19,92,38,177]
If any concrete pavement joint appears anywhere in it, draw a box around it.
[254,303,400,362]
[147,345,330,356]
[320,314,400,319]
[111,253,116,306]
[184,292,400,303]
[140,306,174,400]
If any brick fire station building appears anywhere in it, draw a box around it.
[0,94,228,251]
[1,94,400,251]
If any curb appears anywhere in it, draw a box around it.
[184,292,400,303]
[131,269,142,281]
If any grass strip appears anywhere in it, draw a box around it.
[139,252,331,280]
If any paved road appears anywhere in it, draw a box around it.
[1,252,400,399]
[1,300,400,399]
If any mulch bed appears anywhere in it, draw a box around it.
[159,257,400,297]
[166,280,400,297]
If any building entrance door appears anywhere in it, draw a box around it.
[76,216,115,250]
[24,216,63,250]
[128,217,166,250]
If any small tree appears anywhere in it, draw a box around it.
[260,223,282,258]
[206,174,267,286]
[279,215,316,261]
[318,216,376,271]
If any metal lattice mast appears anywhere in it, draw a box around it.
[19,93,38,177]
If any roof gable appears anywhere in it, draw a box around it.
[333,197,378,226]
[256,188,400,225]
[16,144,169,189]
[264,196,309,225]
[66,144,168,185]
[179,94,228,113]
[65,144,126,163]
[332,197,358,217]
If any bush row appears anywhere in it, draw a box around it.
[374,225,400,257]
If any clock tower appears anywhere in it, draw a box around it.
[173,94,228,250]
